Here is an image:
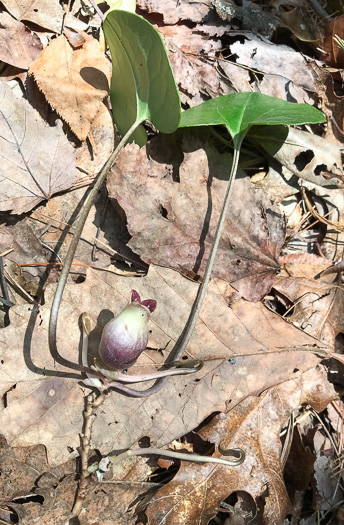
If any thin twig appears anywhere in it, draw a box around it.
[72,391,107,515]
[301,187,344,234]
[3,269,38,305]
[307,0,330,19]
[0,248,14,257]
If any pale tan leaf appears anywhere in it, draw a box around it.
[229,33,316,102]
[0,81,76,214]
[159,24,231,102]
[279,253,333,279]
[29,32,111,141]
[1,0,65,33]
[0,265,325,466]
[137,0,213,24]
[249,126,344,187]
[274,274,344,347]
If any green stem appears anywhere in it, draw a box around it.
[172,144,242,357]
[49,122,139,377]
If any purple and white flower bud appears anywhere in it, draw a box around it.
[98,290,156,370]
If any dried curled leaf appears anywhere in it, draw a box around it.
[146,366,337,524]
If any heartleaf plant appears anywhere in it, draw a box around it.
[49,10,184,391]
[48,10,325,508]
[175,93,326,345]
[48,13,242,507]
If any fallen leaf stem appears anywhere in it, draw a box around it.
[109,446,245,467]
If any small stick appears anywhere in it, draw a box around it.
[72,391,107,514]
[4,269,38,305]
[301,187,344,234]
[0,256,14,308]
[0,248,14,257]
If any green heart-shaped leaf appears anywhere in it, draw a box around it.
[104,10,181,146]
[180,92,325,147]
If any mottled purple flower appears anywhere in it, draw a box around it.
[98,290,156,370]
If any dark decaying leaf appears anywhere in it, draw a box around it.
[0,12,42,69]
[108,133,286,301]
[0,435,151,524]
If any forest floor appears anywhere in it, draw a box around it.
[0,1,344,524]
